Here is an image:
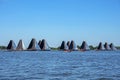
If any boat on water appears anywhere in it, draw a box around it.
[109,43,117,50]
[7,40,16,51]
[69,40,78,51]
[16,39,26,51]
[97,42,105,51]
[104,42,111,50]
[80,41,90,51]
[60,41,69,51]
[40,39,51,51]
[27,38,40,51]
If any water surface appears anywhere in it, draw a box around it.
[0,51,120,80]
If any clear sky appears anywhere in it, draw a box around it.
[0,0,120,47]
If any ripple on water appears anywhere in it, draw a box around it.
[49,72,73,77]
[49,78,63,80]
[95,78,114,80]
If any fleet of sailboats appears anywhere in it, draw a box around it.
[6,39,118,51]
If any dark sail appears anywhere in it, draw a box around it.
[7,40,16,50]
[60,41,68,50]
[109,43,117,50]
[69,40,78,51]
[27,38,40,51]
[97,42,105,50]
[40,39,51,51]
[80,41,90,51]
[16,39,26,51]
[104,42,111,50]
[67,41,70,48]
[38,40,42,49]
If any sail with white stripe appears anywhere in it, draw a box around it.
[69,40,78,51]
[104,42,111,50]
[7,40,16,50]
[97,42,105,50]
[16,39,26,51]
[40,39,51,51]
[80,41,90,51]
[110,43,117,50]
[27,38,40,51]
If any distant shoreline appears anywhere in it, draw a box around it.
[1,45,120,50]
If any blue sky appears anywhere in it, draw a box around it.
[0,0,120,47]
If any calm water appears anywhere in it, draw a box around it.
[0,51,120,80]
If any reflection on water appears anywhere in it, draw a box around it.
[0,51,120,80]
